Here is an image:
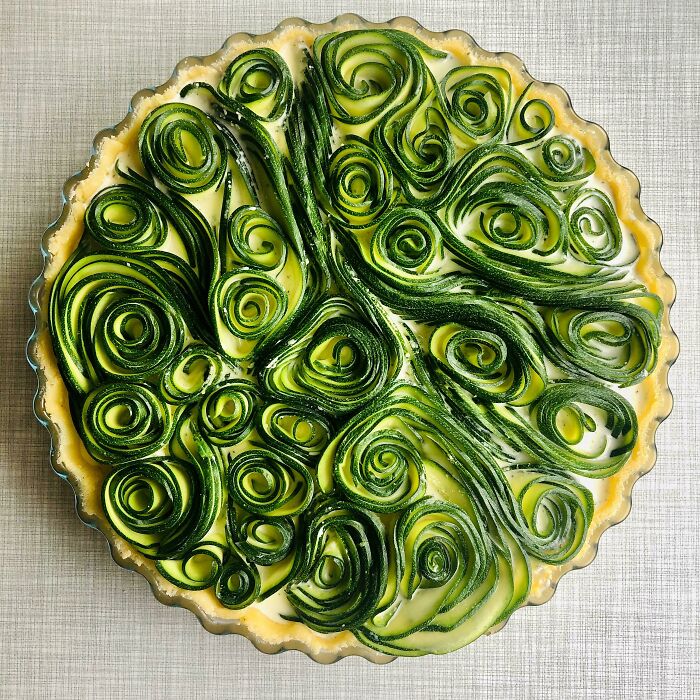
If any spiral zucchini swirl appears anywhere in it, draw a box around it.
[47,28,662,657]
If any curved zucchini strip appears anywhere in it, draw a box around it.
[47,28,664,657]
[84,184,167,252]
[313,29,445,129]
[227,506,302,600]
[255,402,332,462]
[437,65,512,148]
[197,379,259,446]
[225,205,288,271]
[228,448,313,517]
[340,206,468,295]
[113,166,220,323]
[357,497,493,648]
[325,136,396,231]
[490,380,638,479]
[80,382,173,462]
[542,300,660,386]
[259,297,395,416]
[219,48,293,122]
[428,320,546,405]
[139,103,227,194]
[286,499,388,633]
[444,144,570,264]
[234,514,295,566]
[506,84,555,146]
[210,268,289,360]
[160,344,230,405]
[102,440,221,563]
[358,527,529,655]
[373,92,455,198]
[216,553,261,609]
[566,187,623,263]
[317,399,427,513]
[49,251,193,394]
[102,457,198,557]
[536,136,595,184]
[505,466,593,564]
[156,540,226,590]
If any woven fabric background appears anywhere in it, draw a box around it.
[1,1,698,698]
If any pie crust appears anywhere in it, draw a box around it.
[28,15,678,663]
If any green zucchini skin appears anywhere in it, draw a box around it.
[46,28,662,656]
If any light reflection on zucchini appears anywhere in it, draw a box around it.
[47,28,662,656]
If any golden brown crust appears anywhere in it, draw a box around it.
[29,15,678,662]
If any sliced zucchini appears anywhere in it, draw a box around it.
[45,27,663,657]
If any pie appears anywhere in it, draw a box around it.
[29,16,677,662]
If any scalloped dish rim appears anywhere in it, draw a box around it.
[26,14,679,664]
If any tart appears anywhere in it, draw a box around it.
[28,15,677,662]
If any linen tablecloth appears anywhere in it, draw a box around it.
[1,1,698,697]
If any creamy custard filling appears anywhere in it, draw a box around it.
[42,25,665,658]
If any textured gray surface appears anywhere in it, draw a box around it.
[1,1,698,698]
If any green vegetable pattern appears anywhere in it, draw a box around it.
[48,29,661,655]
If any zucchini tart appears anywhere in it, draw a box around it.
[29,16,677,662]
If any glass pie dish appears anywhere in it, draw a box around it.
[27,14,678,663]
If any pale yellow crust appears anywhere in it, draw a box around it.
[29,15,678,662]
